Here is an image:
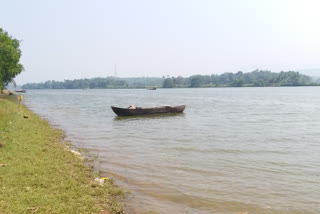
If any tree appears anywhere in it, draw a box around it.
[232,79,244,87]
[173,76,185,86]
[0,28,23,90]
[190,75,201,87]
[162,78,174,88]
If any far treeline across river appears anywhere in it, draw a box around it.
[22,70,320,89]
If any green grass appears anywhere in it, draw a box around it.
[0,96,124,214]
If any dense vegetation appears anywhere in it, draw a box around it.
[22,77,163,89]
[163,70,317,88]
[23,77,128,89]
[0,96,124,213]
[22,70,319,89]
[0,28,23,90]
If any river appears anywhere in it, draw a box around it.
[23,87,320,214]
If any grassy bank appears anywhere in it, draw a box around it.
[0,96,124,214]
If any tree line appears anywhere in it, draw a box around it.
[22,70,319,89]
[22,77,128,89]
[163,70,317,88]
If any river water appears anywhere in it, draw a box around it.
[23,87,320,214]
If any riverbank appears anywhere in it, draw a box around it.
[0,95,124,213]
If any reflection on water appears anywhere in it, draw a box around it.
[113,113,186,121]
[24,88,320,214]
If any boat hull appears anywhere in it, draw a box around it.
[15,89,26,93]
[111,105,186,116]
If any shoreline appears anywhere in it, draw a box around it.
[0,95,124,214]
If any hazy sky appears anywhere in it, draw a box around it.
[2,0,320,84]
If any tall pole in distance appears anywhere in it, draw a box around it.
[114,64,117,78]
[114,64,117,88]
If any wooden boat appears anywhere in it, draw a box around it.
[111,105,186,116]
[15,89,26,93]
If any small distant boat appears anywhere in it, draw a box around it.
[111,105,186,116]
[147,87,157,90]
[15,89,26,93]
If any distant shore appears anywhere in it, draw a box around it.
[0,95,124,214]
[20,70,320,89]
[18,84,320,91]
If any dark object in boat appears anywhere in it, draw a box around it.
[147,87,157,90]
[111,105,186,116]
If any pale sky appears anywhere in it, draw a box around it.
[1,0,320,84]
